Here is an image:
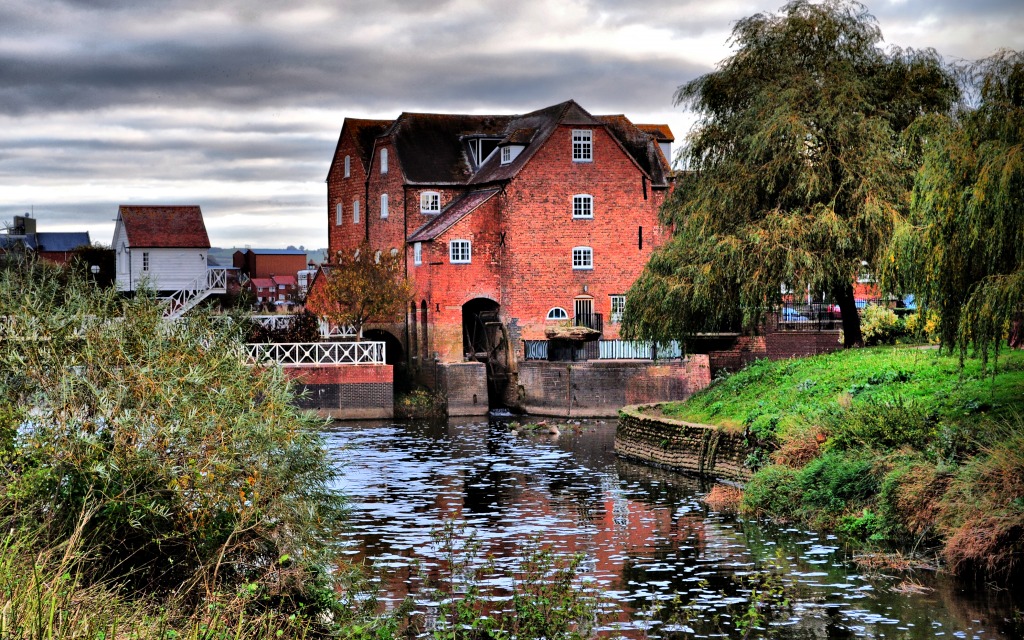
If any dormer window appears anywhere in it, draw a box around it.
[420,191,440,214]
[467,137,501,166]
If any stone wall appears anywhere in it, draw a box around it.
[518,356,711,417]
[283,364,393,420]
[615,405,752,483]
[436,361,490,416]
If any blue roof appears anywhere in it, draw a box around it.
[249,248,307,255]
[0,235,37,250]
[37,232,91,252]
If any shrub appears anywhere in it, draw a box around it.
[860,304,907,346]
[740,464,801,520]
[0,258,344,610]
[796,451,879,526]
[825,397,936,452]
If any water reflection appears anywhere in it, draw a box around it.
[324,418,1022,639]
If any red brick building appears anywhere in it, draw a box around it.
[324,100,674,391]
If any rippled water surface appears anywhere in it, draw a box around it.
[324,418,1022,639]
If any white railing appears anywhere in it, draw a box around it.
[246,341,385,366]
[163,268,229,319]
[319,320,357,339]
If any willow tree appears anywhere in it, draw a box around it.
[623,0,956,347]
[883,50,1024,362]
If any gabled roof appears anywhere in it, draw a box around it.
[596,115,673,187]
[36,232,91,252]
[381,100,673,188]
[0,235,36,251]
[272,275,297,286]
[635,123,674,142]
[408,189,501,243]
[329,118,392,179]
[118,205,211,249]
[250,277,275,288]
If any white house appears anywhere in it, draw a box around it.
[113,205,211,293]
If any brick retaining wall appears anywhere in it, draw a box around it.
[518,356,711,417]
[283,364,393,420]
[615,404,751,482]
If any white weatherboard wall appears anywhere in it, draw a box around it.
[113,221,208,293]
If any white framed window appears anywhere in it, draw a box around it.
[420,191,440,213]
[572,246,593,270]
[374,250,381,264]
[142,251,150,272]
[449,239,471,264]
[380,193,389,219]
[572,194,593,219]
[546,307,568,320]
[414,242,422,265]
[610,295,626,323]
[278,284,285,290]
[380,148,388,174]
[353,199,360,224]
[335,202,343,225]
[501,146,512,164]
[572,129,592,162]
[344,155,351,178]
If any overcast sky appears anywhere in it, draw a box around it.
[2,0,1022,249]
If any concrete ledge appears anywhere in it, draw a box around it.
[614,404,752,483]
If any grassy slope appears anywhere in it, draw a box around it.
[658,346,1024,582]
[660,346,1024,433]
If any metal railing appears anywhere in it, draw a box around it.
[163,268,230,319]
[525,339,687,361]
[246,341,385,366]
[573,312,603,333]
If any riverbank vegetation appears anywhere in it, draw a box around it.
[659,346,1024,582]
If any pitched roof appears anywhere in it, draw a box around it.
[272,275,297,286]
[635,123,675,142]
[250,277,275,288]
[596,115,673,187]
[118,205,211,248]
[407,189,501,242]
[36,232,91,252]
[382,100,673,188]
[329,118,392,179]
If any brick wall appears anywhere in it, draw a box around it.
[436,362,489,416]
[502,125,668,345]
[615,405,751,483]
[282,364,393,419]
[517,355,711,417]
[706,330,842,373]
[327,129,370,257]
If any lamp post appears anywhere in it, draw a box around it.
[90,264,100,286]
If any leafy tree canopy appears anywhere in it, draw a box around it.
[307,241,411,337]
[883,49,1024,363]
[623,0,957,347]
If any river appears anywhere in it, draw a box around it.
[324,417,1022,639]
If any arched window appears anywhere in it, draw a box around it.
[546,307,568,320]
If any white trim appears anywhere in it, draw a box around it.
[449,239,471,264]
[414,242,422,265]
[572,129,592,162]
[353,199,360,224]
[572,194,593,219]
[610,294,626,323]
[344,155,351,178]
[246,342,385,366]
[572,246,593,270]
[546,307,568,320]
[420,191,440,213]
[335,202,343,225]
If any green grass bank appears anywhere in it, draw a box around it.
[656,346,1024,582]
